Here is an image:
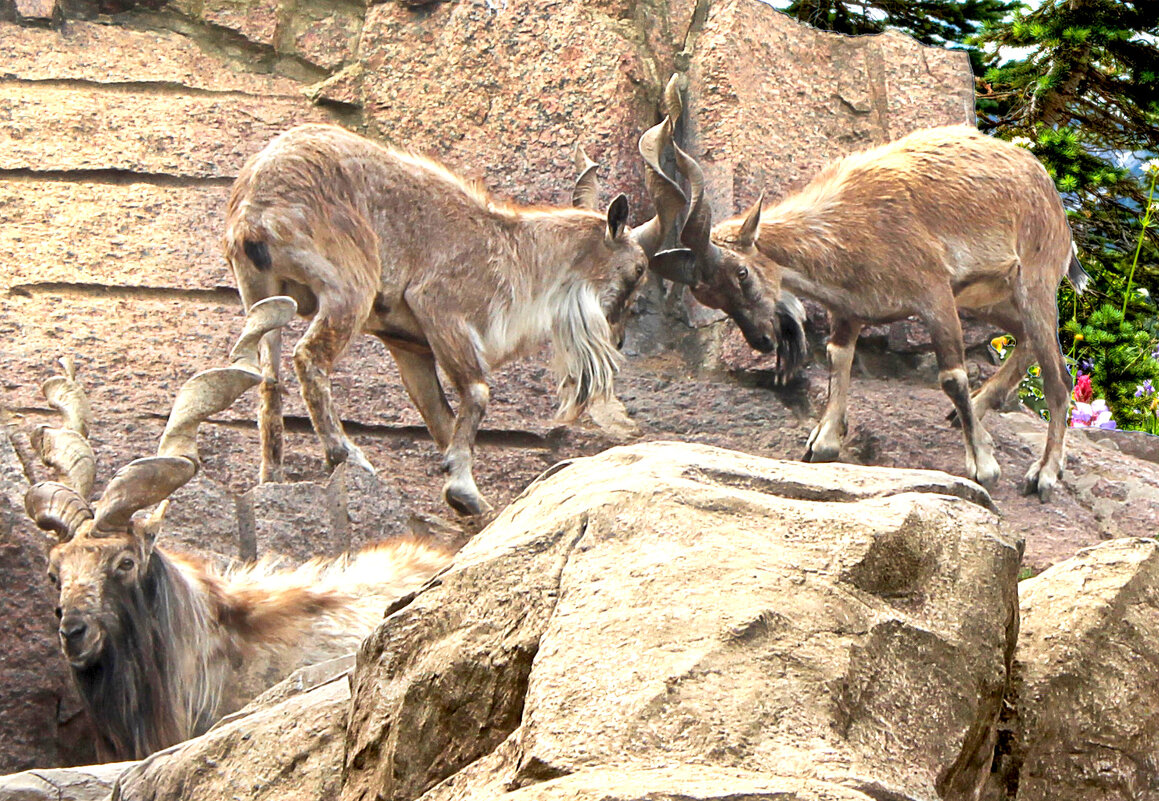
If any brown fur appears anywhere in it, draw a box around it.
[47,529,451,761]
[675,126,1078,501]
[225,124,651,515]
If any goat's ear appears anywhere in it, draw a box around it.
[606,194,630,242]
[133,500,169,550]
[737,192,763,249]
[649,248,698,287]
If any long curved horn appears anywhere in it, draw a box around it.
[92,296,297,535]
[25,481,93,542]
[633,115,687,258]
[572,144,599,211]
[31,357,96,499]
[673,139,725,282]
[24,357,96,542]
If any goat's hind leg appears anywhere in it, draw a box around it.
[924,290,1001,490]
[384,344,455,450]
[947,306,1031,427]
[1017,288,1071,502]
[804,316,862,462]
[294,290,376,475]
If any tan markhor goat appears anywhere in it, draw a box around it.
[650,98,1084,502]
[23,300,453,761]
[224,118,685,516]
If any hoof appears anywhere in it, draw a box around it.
[1023,464,1059,503]
[970,454,1001,491]
[328,443,376,476]
[346,448,377,476]
[444,482,493,517]
[803,442,840,463]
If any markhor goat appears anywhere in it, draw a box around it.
[224,119,684,516]
[24,300,452,761]
[650,95,1084,501]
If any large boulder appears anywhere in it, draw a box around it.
[343,442,1021,801]
[990,538,1159,801]
[114,658,355,801]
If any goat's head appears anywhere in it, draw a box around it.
[25,298,297,670]
[645,79,807,376]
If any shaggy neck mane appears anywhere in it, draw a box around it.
[509,212,622,420]
[73,550,215,761]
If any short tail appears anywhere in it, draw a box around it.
[243,239,273,272]
[1068,243,1089,294]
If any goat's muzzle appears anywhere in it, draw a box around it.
[60,612,104,668]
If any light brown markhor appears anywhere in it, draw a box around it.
[651,110,1083,502]
[224,116,684,516]
[23,302,453,761]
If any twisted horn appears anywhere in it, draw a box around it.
[673,139,724,281]
[572,144,599,211]
[91,296,297,535]
[31,357,96,499]
[634,116,688,258]
[634,74,690,259]
[25,481,93,542]
[23,357,96,541]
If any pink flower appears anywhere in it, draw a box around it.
[1074,374,1093,404]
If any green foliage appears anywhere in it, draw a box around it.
[1062,303,1159,425]
[975,0,1159,321]
[783,0,1017,69]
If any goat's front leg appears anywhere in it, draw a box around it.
[924,291,1001,490]
[294,293,376,475]
[804,316,862,462]
[408,306,494,516]
[385,344,455,450]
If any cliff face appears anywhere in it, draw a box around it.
[2,0,1158,776]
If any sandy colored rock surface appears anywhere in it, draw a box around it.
[0,84,334,177]
[432,764,880,801]
[0,21,304,95]
[0,181,232,291]
[344,442,1020,801]
[990,538,1159,801]
[0,761,134,801]
[114,673,349,801]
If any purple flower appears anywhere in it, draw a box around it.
[1070,399,1117,430]
[1076,357,1094,377]
[1136,379,1156,398]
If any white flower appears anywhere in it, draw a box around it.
[1145,158,1159,176]
[1011,136,1035,149]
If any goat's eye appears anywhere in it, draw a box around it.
[635,263,646,278]
[47,572,59,587]
[117,557,136,572]
[737,266,749,280]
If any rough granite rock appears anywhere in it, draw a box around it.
[352,1,661,212]
[0,432,94,772]
[0,761,134,801]
[989,538,1159,801]
[113,672,350,801]
[343,442,1020,801]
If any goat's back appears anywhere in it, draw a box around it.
[182,538,453,719]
